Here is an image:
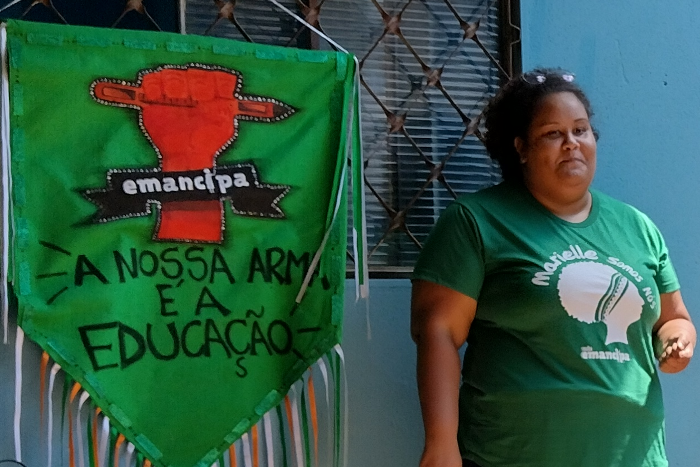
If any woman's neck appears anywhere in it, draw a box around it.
[526,184,593,223]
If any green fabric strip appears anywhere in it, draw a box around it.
[109,426,118,467]
[300,383,312,467]
[276,405,289,467]
[296,49,328,63]
[166,41,196,54]
[211,43,248,57]
[10,128,24,161]
[8,36,22,68]
[254,49,287,61]
[12,174,24,206]
[14,218,28,249]
[26,32,63,46]
[18,261,30,296]
[122,39,156,50]
[87,409,96,467]
[77,35,114,48]
[135,433,164,461]
[108,403,132,428]
[10,84,22,115]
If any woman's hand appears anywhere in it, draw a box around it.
[419,443,463,467]
[658,334,694,373]
[654,291,696,374]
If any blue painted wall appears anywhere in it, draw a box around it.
[521,1,700,465]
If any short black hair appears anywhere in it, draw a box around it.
[483,68,597,182]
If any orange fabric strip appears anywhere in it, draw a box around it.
[144,460,152,467]
[252,424,259,467]
[93,408,101,467]
[229,443,237,467]
[40,352,49,427]
[284,395,294,437]
[284,395,296,463]
[307,374,319,465]
[68,382,81,467]
[114,434,125,467]
[70,382,82,402]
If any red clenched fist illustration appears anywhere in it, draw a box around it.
[89,64,295,243]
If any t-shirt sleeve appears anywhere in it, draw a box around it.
[645,215,680,294]
[411,201,485,300]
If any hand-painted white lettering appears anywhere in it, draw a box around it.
[215,175,233,193]
[579,346,630,363]
[531,245,598,286]
[136,178,162,193]
[607,257,643,282]
[234,173,250,187]
[123,170,250,196]
[162,177,178,192]
[122,179,137,195]
[642,286,657,309]
[193,176,206,190]
[203,169,216,193]
[178,176,194,191]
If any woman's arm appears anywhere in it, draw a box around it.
[411,280,477,467]
[653,290,696,373]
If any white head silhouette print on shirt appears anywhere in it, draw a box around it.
[557,261,644,345]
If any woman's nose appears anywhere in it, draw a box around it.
[563,131,580,150]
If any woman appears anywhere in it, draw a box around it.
[410,69,696,467]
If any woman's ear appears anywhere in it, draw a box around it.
[514,137,527,164]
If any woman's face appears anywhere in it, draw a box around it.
[516,91,597,197]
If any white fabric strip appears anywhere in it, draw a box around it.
[294,161,346,304]
[1,23,10,344]
[99,415,110,467]
[125,442,135,467]
[318,356,330,407]
[318,355,333,463]
[265,0,348,54]
[289,384,305,467]
[263,412,275,467]
[178,0,187,34]
[13,325,24,463]
[77,391,90,467]
[241,432,252,467]
[0,0,23,14]
[294,146,347,304]
[265,0,353,306]
[47,363,60,467]
[349,56,369,301]
[334,345,349,467]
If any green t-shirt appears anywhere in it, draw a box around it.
[412,181,679,467]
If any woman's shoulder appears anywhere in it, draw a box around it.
[453,181,524,210]
[592,189,658,228]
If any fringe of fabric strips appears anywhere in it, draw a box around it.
[8,337,348,467]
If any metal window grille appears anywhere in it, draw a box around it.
[0,0,179,32]
[187,0,522,276]
[0,0,521,276]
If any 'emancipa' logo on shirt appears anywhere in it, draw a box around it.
[531,245,646,346]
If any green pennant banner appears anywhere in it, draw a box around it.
[5,19,355,467]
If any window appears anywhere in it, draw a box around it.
[186,0,521,276]
[3,0,521,276]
